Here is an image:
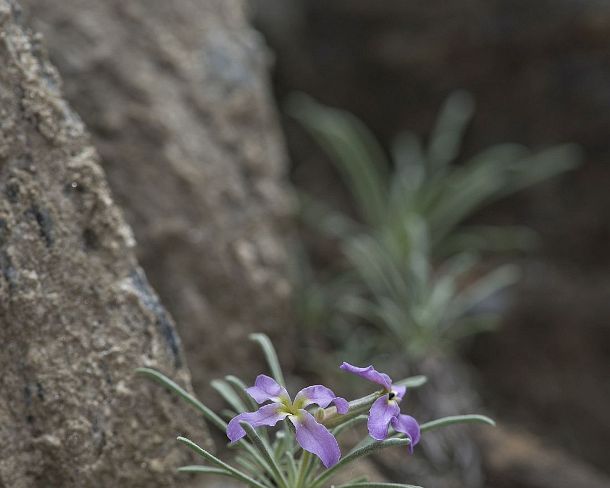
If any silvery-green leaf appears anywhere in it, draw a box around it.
[249,333,286,388]
[177,436,268,488]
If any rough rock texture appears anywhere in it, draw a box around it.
[0,2,208,486]
[20,0,294,396]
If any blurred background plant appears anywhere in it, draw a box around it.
[286,92,581,487]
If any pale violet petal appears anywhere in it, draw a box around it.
[391,414,421,454]
[392,384,407,401]
[332,396,349,414]
[294,385,349,414]
[339,362,393,391]
[367,395,400,440]
[290,410,341,468]
[226,403,288,442]
[246,374,289,404]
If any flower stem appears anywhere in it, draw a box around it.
[322,391,382,429]
[295,451,312,488]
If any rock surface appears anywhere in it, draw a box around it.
[20,0,294,396]
[0,2,208,486]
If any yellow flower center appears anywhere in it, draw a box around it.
[277,395,304,416]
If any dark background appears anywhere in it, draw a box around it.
[252,0,610,476]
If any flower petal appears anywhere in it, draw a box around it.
[294,385,349,414]
[226,403,288,442]
[332,396,349,414]
[391,414,421,454]
[368,395,400,440]
[246,374,289,404]
[290,409,341,468]
[339,362,392,391]
[392,384,407,401]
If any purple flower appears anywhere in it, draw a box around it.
[227,374,349,468]
[340,362,420,452]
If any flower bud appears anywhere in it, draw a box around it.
[314,407,326,422]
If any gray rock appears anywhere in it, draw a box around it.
[20,0,294,397]
[0,2,209,486]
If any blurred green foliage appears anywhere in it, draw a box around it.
[288,92,581,360]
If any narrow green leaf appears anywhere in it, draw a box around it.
[177,436,269,488]
[393,375,427,389]
[424,144,527,245]
[302,450,321,486]
[332,414,367,438]
[439,225,539,256]
[310,438,412,488]
[224,374,269,443]
[448,264,520,320]
[427,161,505,243]
[295,450,312,488]
[499,143,582,198]
[225,375,259,412]
[135,368,226,432]
[177,465,233,476]
[232,439,274,475]
[211,379,247,413]
[428,90,475,172]
[273,430,288,461]
[285,451,298,487]
[391,131,425,198]
[287,93,390,226]
[340,477,368,485]
[420,414,495,432]
[240,421,289,488]
[298,190,359,239]
[445,314,501,341]
[335,482,423,488]
[234,454,261,477]
[249,333,286,387]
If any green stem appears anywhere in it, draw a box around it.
[295,451,312,488]
[240,422,289,488]
[322,392,381,429]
